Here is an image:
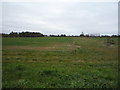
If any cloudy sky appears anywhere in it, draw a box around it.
[1,1,118,35]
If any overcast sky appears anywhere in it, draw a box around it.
[1,1,118,35]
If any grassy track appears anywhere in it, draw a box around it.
[2,37,118,88]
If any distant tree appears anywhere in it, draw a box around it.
[60,34,66,37]
[2,33,9,37]
[6,31,45,37]
[80,32,84,37]
[85,34,89,37]
[111,35,118,37]
[9,32,19,37]
[49,34,55,37]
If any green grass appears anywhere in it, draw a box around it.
[2,37,118,88]
[2,37,71,46]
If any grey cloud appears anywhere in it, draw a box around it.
[2,2,118,35]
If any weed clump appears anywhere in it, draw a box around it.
[39,70,58,76]
[106,38,115,46]
[15,64,25,71]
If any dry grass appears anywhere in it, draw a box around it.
[2,43,81,51]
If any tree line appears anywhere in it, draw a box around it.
[1,32,44,37]
[1,31,120,37]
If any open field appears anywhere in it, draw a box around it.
[2,37,119,88]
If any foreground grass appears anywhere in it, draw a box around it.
[2,37,118,88]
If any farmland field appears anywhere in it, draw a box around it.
[2,37,119,88]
